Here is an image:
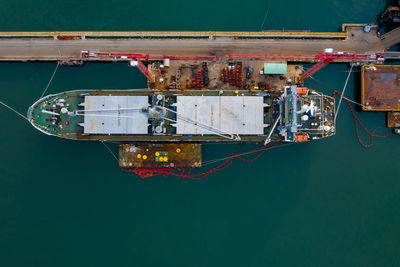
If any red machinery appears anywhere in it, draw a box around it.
[228,52,384,82]
[299,58,333,82]
[81,50,219,81]
[57,35,82,40]
[129,60,153,81]
[81,51,218,61]
[300,52,384,81]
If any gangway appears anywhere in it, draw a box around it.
[129,60,153,81]
[299,53,384,81]
[299,59,333,82]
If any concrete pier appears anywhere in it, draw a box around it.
[0,25,387,62]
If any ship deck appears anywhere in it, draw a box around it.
[30,89,280,142]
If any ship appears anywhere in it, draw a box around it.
[28,86,335,144]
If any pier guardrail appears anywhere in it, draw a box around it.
[0,30,348,40]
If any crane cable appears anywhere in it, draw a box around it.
[154,106,239,141]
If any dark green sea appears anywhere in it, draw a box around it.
[1,0,400,266]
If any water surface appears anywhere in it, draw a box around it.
[0,1,399,266]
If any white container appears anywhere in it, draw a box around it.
[129,60,138,67]
[163,58,170,67]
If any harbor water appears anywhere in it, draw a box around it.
[0,0,399,266]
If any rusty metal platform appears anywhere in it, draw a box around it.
[118,143,201,168]
[387,112,400,128]
[361,65,400,111]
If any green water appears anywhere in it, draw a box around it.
[1,0,400,266]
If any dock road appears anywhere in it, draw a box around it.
[0,25,389,62]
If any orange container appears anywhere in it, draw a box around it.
[295,134,309,142]
[297,87,308,95]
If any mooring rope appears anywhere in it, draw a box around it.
[334,64,354,124]
[260,7,270,31]
[200,142,295,167]
[0,100,28,121]
[101,141,118,162]
[40,62,60,98]
[308,75,367,108]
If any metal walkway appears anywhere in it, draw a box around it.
[381,26,400,49]
[0,30,348,39]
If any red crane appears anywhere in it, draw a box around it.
[129,60,153,81]
[299,52,383,82]
[299,58,333,82]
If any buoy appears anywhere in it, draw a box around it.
[155,152,160,156]
[176,148,181,153]
[137,154,142,159]
[65,121,69,125]
[143,155,148,160]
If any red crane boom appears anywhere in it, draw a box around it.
[131,60,154,81]
[299,59,333,82]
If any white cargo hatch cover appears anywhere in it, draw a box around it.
[175,95,265,135]
[83,96,149,134]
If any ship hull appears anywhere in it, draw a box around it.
[28,88,335,143]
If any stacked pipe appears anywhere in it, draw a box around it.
[202,62,209,86]
[228,64,236,86]
[220,67,228,82]
[235,62,243,88]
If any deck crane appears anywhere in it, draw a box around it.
[264,114,281,146]
[151,106,241,141]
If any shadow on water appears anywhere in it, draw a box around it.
[377,0,400,34]
[352,66,362,112]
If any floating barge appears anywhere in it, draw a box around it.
[119,143,201,169]
[361,65,400,111]
[361,64,400,134]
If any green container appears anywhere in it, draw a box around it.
[263,63,287,74]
